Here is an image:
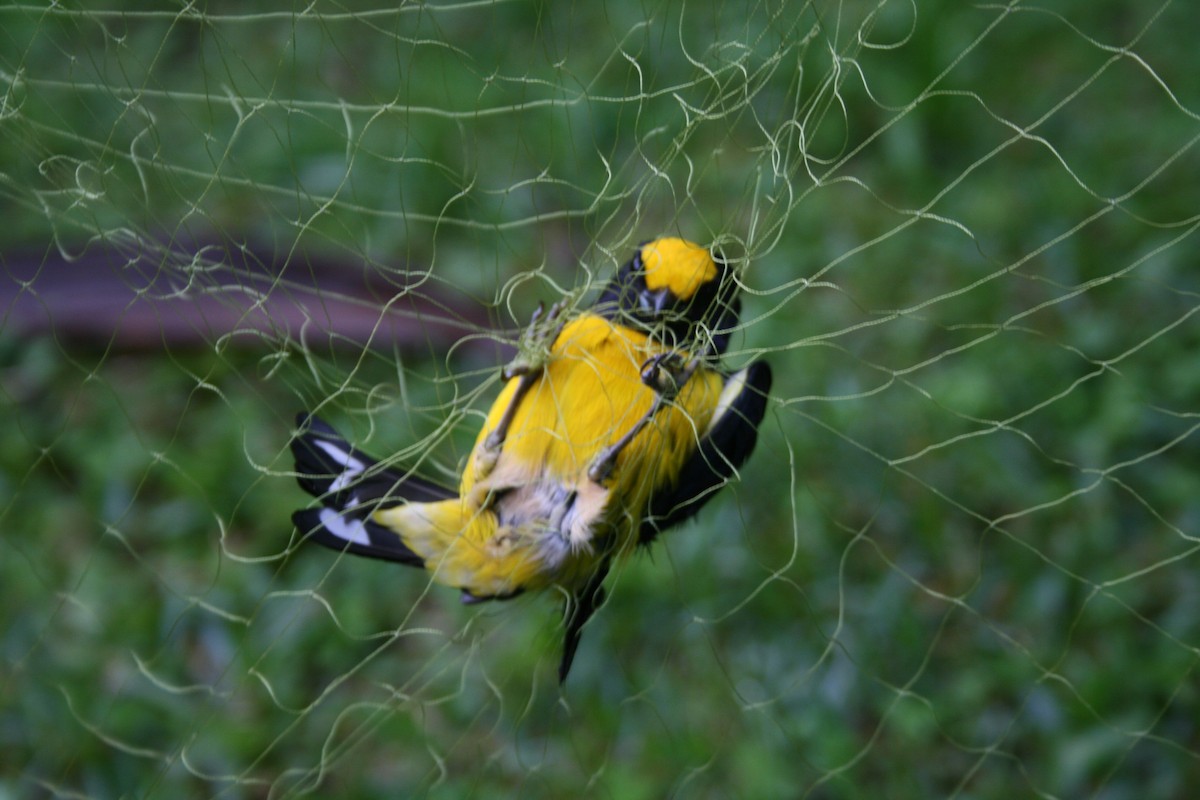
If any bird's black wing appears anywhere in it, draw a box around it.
[291,412,455,566]
[640,360,772,544]
[557,557,611,684]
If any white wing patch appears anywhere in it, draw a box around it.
[314,439,368,493]
[704,366,748,436]
[318,507,371,545]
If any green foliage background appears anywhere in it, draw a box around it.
[3,1,1199,797]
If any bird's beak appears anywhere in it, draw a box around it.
[639,287,673,315]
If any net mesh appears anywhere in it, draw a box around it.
[3,1,1198,796]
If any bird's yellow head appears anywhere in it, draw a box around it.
[598,237,741,356]
[639,238,718,302]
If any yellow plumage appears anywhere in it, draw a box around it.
[374,313,723,596]
[639,238,717,298]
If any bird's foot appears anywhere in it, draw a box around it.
[476,300,569,480]
[587,352,699,484]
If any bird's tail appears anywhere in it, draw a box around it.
[290,413,455,566]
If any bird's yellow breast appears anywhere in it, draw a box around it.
[466,313,721,497]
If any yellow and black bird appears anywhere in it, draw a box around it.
[291,237,771,681]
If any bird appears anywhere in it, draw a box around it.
[291,237,772,682]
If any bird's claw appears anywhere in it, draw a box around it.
[502,299,569,380]
[639,352,698,397]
